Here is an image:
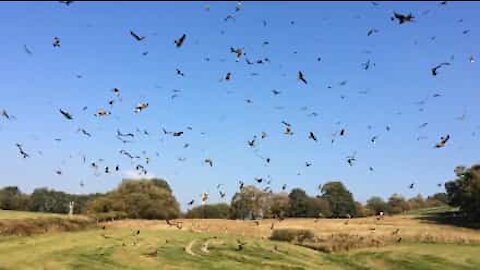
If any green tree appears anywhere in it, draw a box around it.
[269,192,290,219]
[185,203,230,219]
[307,197,332,218]
[408,194,426,210]
[387,193,410,214]
[366,196,388,214]
[230,185,268,219]
[426,192,448,207]
[445,164,480,220]
[0,186,29,210]
[320,181,356,217]
[288,188,310,217]
[86,178,180,219]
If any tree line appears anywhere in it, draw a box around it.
[1,164,478,221]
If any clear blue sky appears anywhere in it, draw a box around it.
[0,1,478,209]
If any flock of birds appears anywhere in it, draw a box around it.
[0,1,477,209]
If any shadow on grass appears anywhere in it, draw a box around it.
[415,210,480,230]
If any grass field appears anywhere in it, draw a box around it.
[1,210,480,269]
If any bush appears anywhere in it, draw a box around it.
[89,211,128,222]
[270,228,315,243]
[0,217,94,236]
[86,178,180,219]
[185,203,230,219]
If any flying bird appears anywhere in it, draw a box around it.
[94,109,110,117]
[58,1,74,5]
[52,37,61,47]
[130,30,145,41]
[23,44,33,55]
[174,34,186,48]
[59,109,73,120]
[391,12,415,24]
[431,62,451,76]
[367,29,379,36]
[204,159,213,167]
[15,143,29,158]
[134,102,149,113]
[298,71,307,84]
[308,132,317,142]
[78,128,91,137]
[435,134,450,148]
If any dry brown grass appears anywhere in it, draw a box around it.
[0,216,95,236]
[105,214,480,251]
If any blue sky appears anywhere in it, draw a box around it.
[0,1,479,209]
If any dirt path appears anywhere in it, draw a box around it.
[184,239,198,256]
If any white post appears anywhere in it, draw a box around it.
[68,201,75,217]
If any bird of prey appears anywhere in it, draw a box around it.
[78,128,91,137]
[340,129,346,136]
[347,156,356,166]
[431,62,450,76]
[58,1,74,5]
[261,132,268,139]
[367,29,379,36]
[188,199,194,206]
[1,109,12,120]
[435,134,450,148]
[134,102,149,113]
[308,132,317,142]
[204,159,213,167]
[52,37,61,47]
[230,47,244,60]
[272,89,281,95]
[176,68,185,77]
[219,191,226,198]
[130,30,145,41]
[409,183,415,189]
[282,184,287,190]
[391,12,415,24]
[23,44,33,55]
[117,129,134,138]
[15,143,30,158]
[174,34,186,48]
[305,161,312,167]
[59,109,73,120]
[298,71,307,84]
[225,72,232,81]
[94,109,110,117]
[255,177,263,183]
[284,127,293,135]
[112,88,120,96]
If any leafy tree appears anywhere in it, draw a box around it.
[269,192,290,219]
[0,186,28,210]
[426,192,448,207]
[408,194,426,210]
[86,178,180,219]
[445,164,480,220]
[387,194,410,214]
[230,185,268,219]
[320,181,356,217]
[366,196,388,214]
[288,188,310,217]
[354,201,368,217]
[185,203,230,219]
[307,197,331,218]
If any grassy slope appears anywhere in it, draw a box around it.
[0,210,68,219]
[1,210,480,270]
[1,228,480,270]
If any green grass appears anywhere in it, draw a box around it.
[405,206,458,216]
[1,227,480,270]
[0,210,70,220]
